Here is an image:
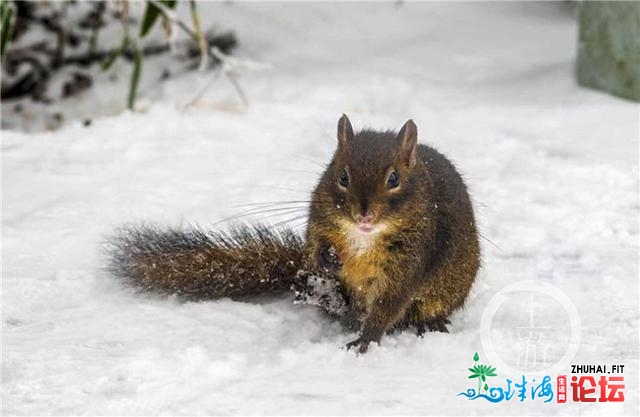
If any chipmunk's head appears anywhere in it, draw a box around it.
[322,114,423,241]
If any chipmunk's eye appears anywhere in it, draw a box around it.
[387,171,400,189]
[338,169,349,188]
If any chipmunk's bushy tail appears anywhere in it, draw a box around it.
[106,224,307,301]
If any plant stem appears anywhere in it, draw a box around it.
[189,0,207,71]
[127,43,142,109]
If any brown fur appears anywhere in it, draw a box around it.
[306,115,480,352]
[107,225,308,301]
[108,115,479,354]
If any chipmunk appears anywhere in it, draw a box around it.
[108,115,480,353]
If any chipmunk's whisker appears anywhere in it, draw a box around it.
[228,200,314,209]
[235,184,313,194]
[273,215,309,229]
[291,155,328,170]
[277,168,323,177]
[479,232,502,252]
[213,206,310,226]
[227,198,336,210]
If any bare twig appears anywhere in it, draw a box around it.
[148,0,253,107]
[183,68,221,108]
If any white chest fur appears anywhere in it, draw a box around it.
[339,220,387,256]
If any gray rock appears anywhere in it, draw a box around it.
[577,1,640,102]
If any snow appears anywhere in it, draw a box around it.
[2,2,639,415]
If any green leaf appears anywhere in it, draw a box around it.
[468,375,480,379]
[127,43,142,109]
[139,0,177,38]
[484,383,489,391]
[139,3,160,38]
[473,352,479,362]
[102,37,129,71]
[101,48,120,71]
[481,375,486,381]
[1,0,15,59]
[487,372,498,377]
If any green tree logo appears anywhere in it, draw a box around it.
[468,352,498,394]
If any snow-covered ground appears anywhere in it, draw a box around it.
[2,2,639,415]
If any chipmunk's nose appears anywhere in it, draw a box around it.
[355,212,375,224]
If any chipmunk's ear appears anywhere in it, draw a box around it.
[397,119,418,168]
[337,114,354,148]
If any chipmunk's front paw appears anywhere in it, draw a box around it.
[416,317,451,336]
[345,338,369,353]
[317,243,342,273]
[345,337,371,354]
